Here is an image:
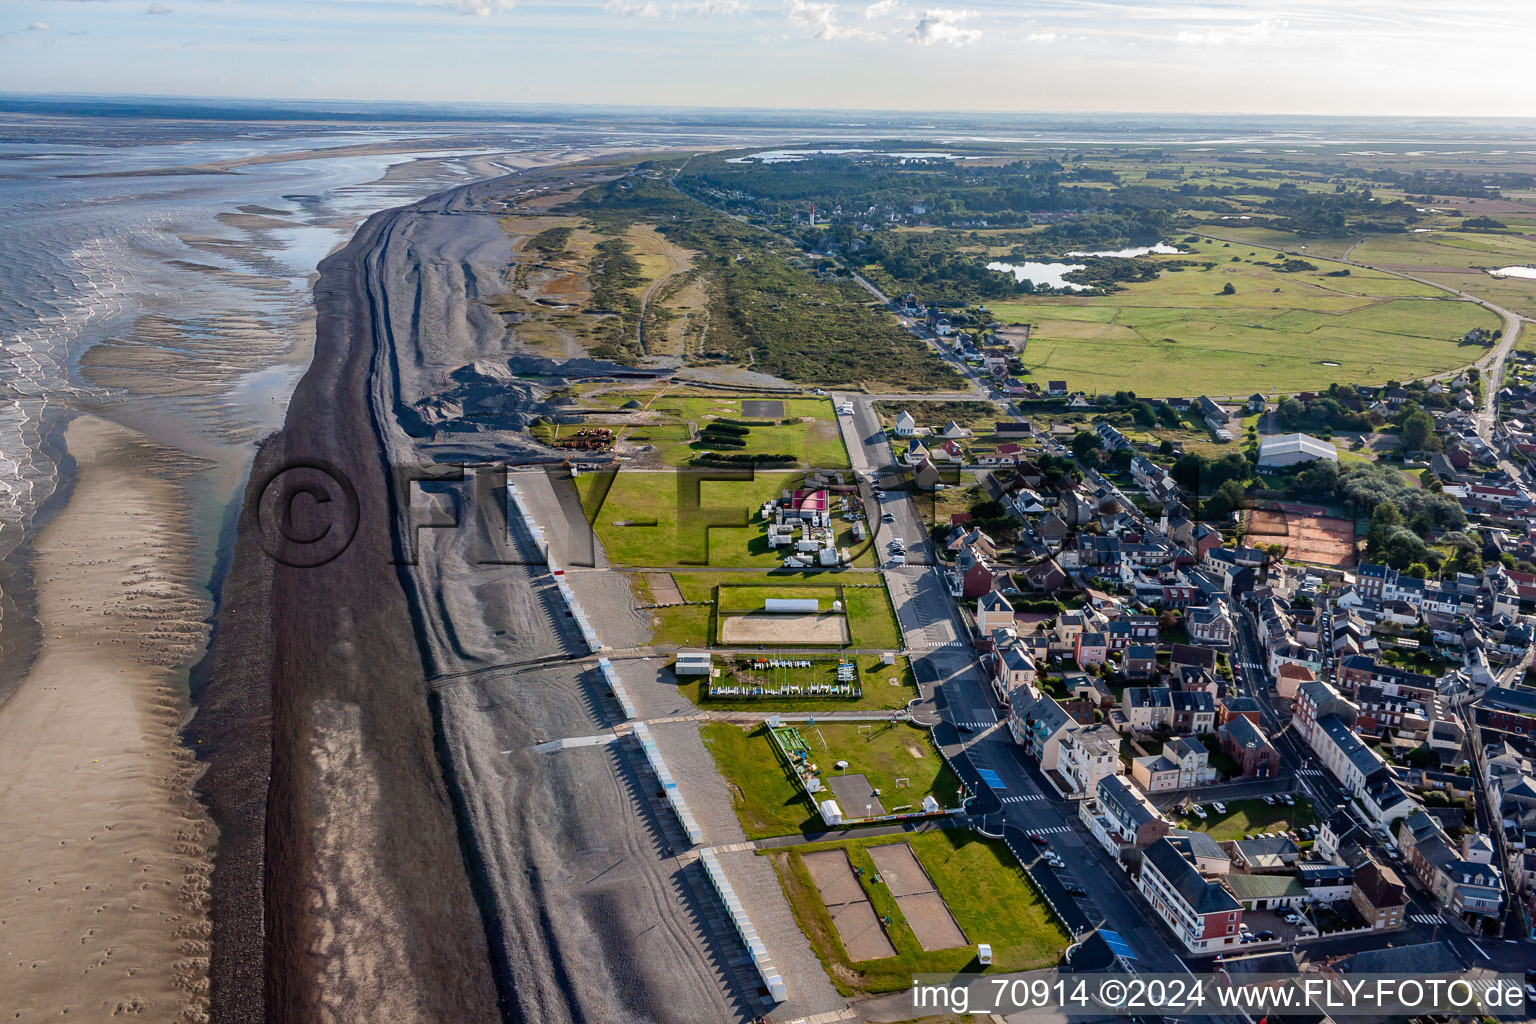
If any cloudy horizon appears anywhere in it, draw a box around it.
[2,0,1533,118]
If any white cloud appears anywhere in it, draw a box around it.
[28,20,50,29]
[607,0,743,14]
[909,7,980,46]
[787,0,881,40]
[1175,17,1288,45]
[863,0,900,18]
[145,3,173,13]
[1026,30,1058,43]
[448,0,514,15]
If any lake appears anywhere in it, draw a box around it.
[1065,243,1185,258]
[986,260,1090,290]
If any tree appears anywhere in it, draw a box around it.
[1401,409,1435,452]
[1405,562,1430,579]
[1221,282,1236,295]
[1070,430,1097,460]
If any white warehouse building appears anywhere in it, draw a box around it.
[1257,433,1338,468]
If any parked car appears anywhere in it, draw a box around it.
[1282,912,1302,925]
[1065,883,1087,896]
[1263,795,1276,805]
[1191,805,1208,820]
[1256,930,1275,941]
[1213,802,1227,814]
[881,512,895,522]
[1281,794,1295,806]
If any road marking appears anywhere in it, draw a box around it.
[1001,793,1047,804]
[1409,913,1444,925]
[1025,824,1072,835]
[924,639,963,648]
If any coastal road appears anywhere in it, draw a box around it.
[832,392,1216,979]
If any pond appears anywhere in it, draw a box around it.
[1489,266,1536,279]
[986,260,1090,291]
[1064,242,1185,258]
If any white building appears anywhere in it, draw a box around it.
[894,410,917,437]
[1257,433,1338,468]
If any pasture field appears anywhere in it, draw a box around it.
[1346,229,1536,323]
[988,238,1498,396]
[769,830,1067,995]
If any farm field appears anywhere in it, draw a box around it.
[630,570,902,650]
[988,238,1499,396]
[769,830,1067,995]
[575,469,872,567]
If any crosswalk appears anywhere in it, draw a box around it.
[1409,913,1445,926]
[1300,768,1326,778]
[1026,824,1072,835]
[1238,661,1263,670]
[1001,793,1049,805]
[924,639,964,648]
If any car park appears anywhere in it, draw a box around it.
[1263,795,1276,805]
[1256,930,1275,940]
[1190,805,1207,820]
[1065,883,1087,896]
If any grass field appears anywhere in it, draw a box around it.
[675,653,919,712]
[576,469,874,567]
[769,829,1068,995]
[643,395,850,468]
[701,720,961,839]
[1346,229,1536,322]
[1175,796,1318,842]
[988,237,1499,396]
[701,722,819,838]
[802,720,964,812]
[635,570,902,650]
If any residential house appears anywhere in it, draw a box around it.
[1131,735,1216,792]
[1137,837,1244,954]
[1399,811,1506,921]
[1186,604,1235,647]
[894,410,917,437]
[1080,773,1170,859]
[1350,858,1408,931]
[975,590,1015,634]
[1059,723,1125,798]
[1123,644,1157,680]
[1075,631,1109,670]
[1008,686,1076,770]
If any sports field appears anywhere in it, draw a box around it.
[769,829,1068,995]
[988,238,1500,396]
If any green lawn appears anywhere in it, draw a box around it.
[986,237,1499,396]
[675,653,920,712]
[769,830,1068,995]
[637,570,902,650]
[576,469,877,567]
[701,722,819,839]
[794,720,964,814]
[641,395,850,468]
[1176,796,1318,841]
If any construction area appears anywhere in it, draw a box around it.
[866,843,967,952]
[802,850,895,962]
[1246,503,1357,568]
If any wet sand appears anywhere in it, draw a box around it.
[0,415,214,1022]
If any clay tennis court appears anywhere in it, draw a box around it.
[1246,508,1356,568]
[802,850,895,961]
[717,611,850,644]
[867,842,967,951]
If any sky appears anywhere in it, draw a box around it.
[1,0,1533,117]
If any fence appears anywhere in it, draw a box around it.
[698,847,787,1004]
[631,722,703,845]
